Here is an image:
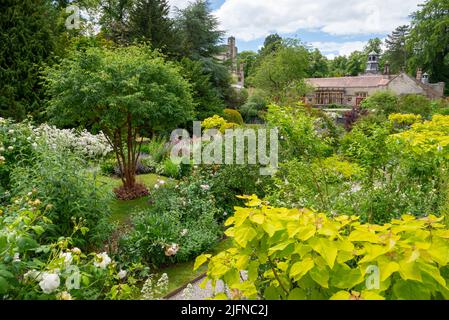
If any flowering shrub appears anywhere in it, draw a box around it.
[196,195,449,300]
[389,113,423,127]
[0,197,140,300]
[34,124,112,160]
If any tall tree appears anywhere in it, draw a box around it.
[346,51,366,76]
[364,38,383,55]
[174,0,224,59]
[128,0,175,53]
[259,33,283,57]
[238,50,258,79]
[252,41,310,103]
[328,56,349,77]
[99,0,134,44]
[0,0,59,121]
[408,0,449,94]
[44,46,194,199]
[384,25,410,73]
[307,49,329,78]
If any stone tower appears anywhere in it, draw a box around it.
[366,51,380,74]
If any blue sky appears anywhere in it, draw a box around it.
[170,0,423,59]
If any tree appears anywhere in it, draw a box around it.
[384,25,410,73]
[0,0,59,121]
[128,0,176,53]
[407,0,449,94]
[346,51,365,76]
[238,50,258,79]
[328,56,349,77]
[364,38,383,55]
[252,41,311,103]
[259,33,283,57]
[44,46,194,199]
[307,49,329,78]
[173,0,224,59]
[180,57,225,120]
[99,0,134,44]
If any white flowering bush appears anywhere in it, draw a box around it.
[33,124,112,160]
[0,196,143,300]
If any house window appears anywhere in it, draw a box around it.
[316,91,344,105]
[355,92,368,98]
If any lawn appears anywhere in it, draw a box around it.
[96,173,175,223]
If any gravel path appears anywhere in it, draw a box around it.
[167,277,227,300]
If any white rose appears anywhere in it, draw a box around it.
[94,252,112,269]
[39,273,60,294]
[60,252,73,266]
[8,146,14,151]
[118,270,127,279]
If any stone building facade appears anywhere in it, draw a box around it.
[216,36,245,89]
[305,53,445,107]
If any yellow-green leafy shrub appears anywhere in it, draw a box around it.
[223,109,244,126]
[195,195,449,300]
[389,113,423,126]
[202,115,240,133]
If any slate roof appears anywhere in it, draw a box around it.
[306,75,391,88]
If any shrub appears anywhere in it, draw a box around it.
[10,145,112,248]
[0,197,142,300]
[397,94,433,118]
[162,159,180,179]
[196,195,449,300]
[100,157,117,176]
[202,115,228,130]
[361,91,399,115]
[223,109,244,125]
[119,178,222,267]
[239,93,267,123]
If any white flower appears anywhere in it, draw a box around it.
[60,252,73,266]
[164,243,179,257]
[223,212,228,217]
[118,270,127,279]
[7,146,14,151]
[24,269,41,282]
[27,136,32,141]
[351,184,362,193]
[32,142,38,148]
[180,229,188,237]
[13,253,20,262]
[71,247,81,255]
[8,129,14,134]
[158,179,166,185]
[200,184,210,191]
[437,145,443,152]
[94,252,112,269]
[39,273,60,294]
[154,184,160,189]
[0,147,4,152]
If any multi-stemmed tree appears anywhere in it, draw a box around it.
[44,45,194,199]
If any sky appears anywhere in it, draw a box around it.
[169,0,423,59]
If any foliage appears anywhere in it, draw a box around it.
[180,58,225,121]
[196,196,449,300]
[119,177,222,267]
[0,0,59,121]
[173,0,224,59]
[265,104,333,160]
[251,42,311,103]
[43,45,194,198]
[389,113,423,127]
[407,0,449,94]
[239,93,267,123]
[0,197,142,300]
[10,144,112,248]
[162,159,180,179]
[223,109,244,126]
[384,25,410,74]
[397,94,433,118]
[361,91,399,115]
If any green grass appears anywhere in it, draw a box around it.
[159,238,233,297]
[96,173,175,223]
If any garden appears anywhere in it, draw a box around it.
[2,0,449,302]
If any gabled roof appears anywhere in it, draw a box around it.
[306,75,391,88]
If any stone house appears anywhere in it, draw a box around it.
[216,36,245,89]
[305,52,445,107]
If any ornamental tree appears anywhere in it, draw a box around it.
[44,45,194,199]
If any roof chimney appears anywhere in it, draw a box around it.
[416,68,423,81]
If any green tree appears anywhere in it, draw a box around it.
[307,49,329,78]
[328,56,349,77]
[259,33,283,57]
[128,0,176,53]
[180,57,225,120]
[346,51,365,76]
[238,50,258,79]
[364,37,383,55]
[0,0,59,121]
[99,0,134,44]
[174,0,224,59]
[43,46,194,198]
[407,0,449,94]
[252,42,311,103]
[384,25,410,73]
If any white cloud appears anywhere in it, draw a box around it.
[214,0,421,41]
[309,41,367,58]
